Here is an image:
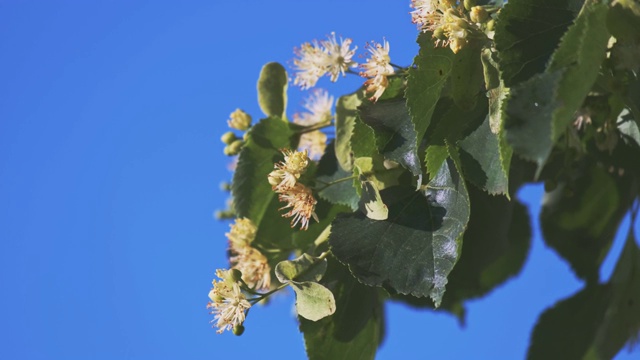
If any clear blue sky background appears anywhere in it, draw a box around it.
[1,1,638,359]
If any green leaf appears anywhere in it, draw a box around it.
[358,98,422,176]
[316,140,359,211]
[232,117,295,225]
[352,156,405,192]
[257,62,288,119]
[425,145,448,181]
[275,253,336,321]
[300,257,383,360]
[335,88,366,171]
[425,97,488,147]
[547,2,611,140]
[275,253,328,283]
[356,174,388,221]
[406,32,455,144]
[541,163,634,283]
[459,115,510,196]
[440,186,531,318]
[494,0,580,86]
[292,200,352,250]
[329,159,470,307]
[528,229,640,359]
[350,116,377,159]
[481,48,509,136]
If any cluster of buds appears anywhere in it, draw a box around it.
[360,39,395,101]
[222,109,252,156]
[226,218,271,291]
[293,90,334,159]
[268,149,318,230]
[207,269,252,334]
[411,0,490,53]
[293,32,358,89]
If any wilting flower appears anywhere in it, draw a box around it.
[293,33,358,89]
[227,109,252,131]
[230,247,271,291]
[278,183,318,230]
[268,149,310,191]
[207,269,252,334]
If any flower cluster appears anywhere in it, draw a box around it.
[293,33,358,89]
[207,269,252,334]
[410,0,474,53]
[268,149,318,230]
[360,40,395,101]
[227,218,271,291]
[293,90,334,159]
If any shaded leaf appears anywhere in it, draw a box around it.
[359,98,422,176]
[257,62,288,118]
[425,97,488,147]
[440,187,531,318]
[316,140,359,210]
[450,44,484,111]
[301,257,383,360]
[528,229,640,359]
[356,174,388,221]
[494,0,580,86]
[330,159,470,307]
[541,162,635,283]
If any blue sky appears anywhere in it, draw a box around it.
[0,1,638,359]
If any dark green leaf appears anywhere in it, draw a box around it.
[316,141,359,210]
[335,88,366,172]
[358,98,422,176]
[406,32,455,145]
[541,163,634,283]
[459,115,510,195]
[528,229,640,359]
[450,45,484,111]
[440,187,531,316]
[329,159,470,307]
[301,257,383,360]
[425,97,488,146]
[494,0,580,86]
[257,62,288,118]
[425,145,448,181]
[292,200,352,250]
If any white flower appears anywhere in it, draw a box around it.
[278,183,318,230]
[294,89,335,126]
[322,32,358,82]
[293,33,358,89]
[361,40,394,79]
[293,41,330,90]
[207,269,251,334]
[268,149,310,191]
[297,131,327,160]
[226,218,257,252]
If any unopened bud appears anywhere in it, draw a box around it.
[227,109,252,131]
[464,0,476,11]
[470,6,489,23]
[433,27,447,41]
[221,131,237,145]
[233,324,245,336]
[224,140,244,156]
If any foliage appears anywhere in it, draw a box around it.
[210,1,640,358]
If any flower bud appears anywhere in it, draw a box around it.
[233,324,245,336]
[470,6,489,23]
[464,0,476,11]
[221,131,237,145]
[486,19,495,32]
[224,140,244,156]
[227,109,252,131]
[433,27,447,41]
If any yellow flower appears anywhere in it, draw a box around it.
[268,149,310,191]
[226,218,257,251]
